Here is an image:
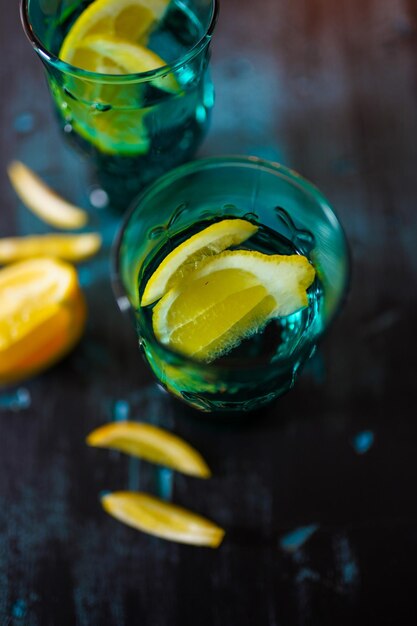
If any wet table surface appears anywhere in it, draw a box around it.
[1,0,417,624]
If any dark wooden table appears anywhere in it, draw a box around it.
[1,1,417,624]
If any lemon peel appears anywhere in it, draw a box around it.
[141,219,258,306]
[87,421,211,478]
[152,250,315,362]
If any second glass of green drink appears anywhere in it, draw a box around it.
[21,0,218,207]
[113,157,350,414]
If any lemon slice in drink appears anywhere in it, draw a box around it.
[141,219,258,306]
[57,32,178,155]
[58,1,174,155]
[59,0,171,63]
[76,34,180,92]
[87,421,211,478]
[152,250,316,362]
[101,491,225,547]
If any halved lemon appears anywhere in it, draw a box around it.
[0,258,86,385]
[101,491,225,547]
[8,161,88,230]
[0,233,101,264]
[59,0,171,64]
[87,421,211,478]
[152,250,315,362]
[141,219,259,306]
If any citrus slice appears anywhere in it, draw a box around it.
[86,421,211,478]
[101,491,225,547]
[8,161,88,230]
[152,250,315,362]
[141,219,259,307]
[75,35,180,92]
[0,233,101,264]
[59,0,171,64]
[0,258,86,385]
[58,94,151,156]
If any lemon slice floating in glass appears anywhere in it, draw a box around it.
[141,219,258,306]
[59,0,171,63]
[0,258,86,385]
[87,421,211,478]
[58,33,177,154]
[102,491,225,547]
[152,250,316,362]
[58,1,176,155]
[75,34,180,92]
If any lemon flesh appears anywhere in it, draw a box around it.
[57,35,178,154]
[8,161,88,230]
[141,219,259,306]
[57,0,173,155]
[101,491,225,547]
[0,233,101,264]
[0,258,86,384]
[87,421,211,478]
[76,34,180,92]
[59,0,171,64]
[152,250,316,362]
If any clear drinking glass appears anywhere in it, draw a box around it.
[112,156,350,413]
[20,0,218,207]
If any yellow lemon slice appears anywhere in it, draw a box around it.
[0,258,86,385]
[152,250,316,362]
[101,491,225,547]
[8,161,88,230]
[58,1,174,155]
[61,99,151,156]
[0,233,101,264]
[87,421,211,478]
[59,0,171,64]
[56,33,179,155]
[76,34,180,92]
[141,219,258,306]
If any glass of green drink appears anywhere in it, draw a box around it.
[20,0,218,207]
[112,156,350,413]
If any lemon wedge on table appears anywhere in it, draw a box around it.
[0,258,86,386]
[59,0,171,63]
[152,250,316,362]
[101,491,225,547]
[141,219,259,306]
[0,233,101,264]
[7,161,88,230]
[87,421,211,478]
[74,34,180,93]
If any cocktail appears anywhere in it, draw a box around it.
[113,157,350,413]
[20,0,217,206]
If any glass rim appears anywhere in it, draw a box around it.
[20,0,219,83]
[111,155,351,372]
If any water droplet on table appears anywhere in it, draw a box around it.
[89,187,109,209]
